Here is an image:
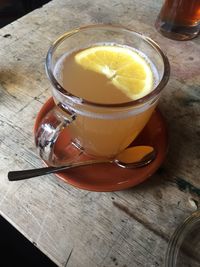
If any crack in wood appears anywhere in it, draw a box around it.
[175,177,200,197]
[113,201,169,242]
[64,248,73,267]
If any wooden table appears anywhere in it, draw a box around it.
[0,0,199,266]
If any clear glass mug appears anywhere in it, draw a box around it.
[35,25,170,165]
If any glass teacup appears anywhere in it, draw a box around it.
[35,25,170,165]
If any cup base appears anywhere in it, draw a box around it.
[155,20,200,40]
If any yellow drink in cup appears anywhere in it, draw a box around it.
[36,26,170,164]
[54,45,158,157]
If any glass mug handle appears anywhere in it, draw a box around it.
[35,105,76,165]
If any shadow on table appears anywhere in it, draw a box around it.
[162,87,200,186]
[0,0,51,28]
[0,215,58,267]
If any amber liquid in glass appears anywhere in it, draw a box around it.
[155,0,200,40]
[54,46,157,157]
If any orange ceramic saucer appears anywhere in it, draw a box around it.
[34,97,168,192]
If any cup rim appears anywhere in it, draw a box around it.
[165,210,200,267]
[46,24,170,108]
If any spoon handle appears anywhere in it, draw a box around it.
[8,160,107,181]
[8,146,155,181]
[8,166,72,181]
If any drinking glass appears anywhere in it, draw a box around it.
[35,25,170,165]
[155,0,200,40]
[166,210,200,267]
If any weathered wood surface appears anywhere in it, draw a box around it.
[0,0,199,266]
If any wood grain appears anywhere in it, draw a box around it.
[0,0,200,266]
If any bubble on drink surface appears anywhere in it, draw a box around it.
[54,51,75,85]
[54,57,64,83]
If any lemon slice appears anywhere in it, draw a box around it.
[75,45,154,100]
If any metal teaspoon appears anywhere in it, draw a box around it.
[8,146,156,181]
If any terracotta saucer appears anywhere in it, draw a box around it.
[34,97,168,192]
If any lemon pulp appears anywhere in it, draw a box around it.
[75,45,154,100]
